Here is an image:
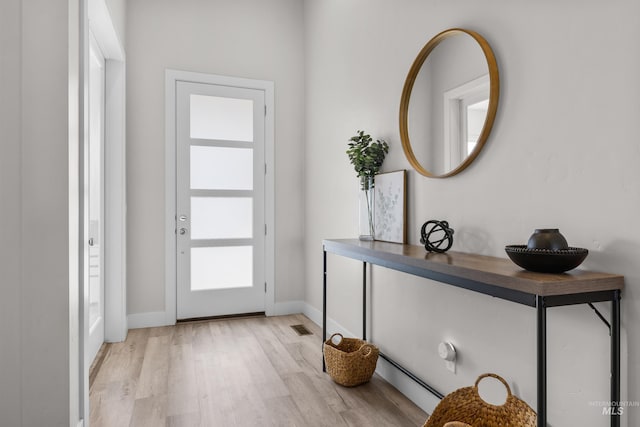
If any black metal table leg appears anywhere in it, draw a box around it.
[611,290,621,427]
[363,261,367,341]
[323,249,327,372]
[537,295,547,427]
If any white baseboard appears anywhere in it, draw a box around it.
[302,302,439,415]
[302,302,357,337]
[375,357,441,414]
[127,311,171,329]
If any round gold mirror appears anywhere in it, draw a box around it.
[399,28,500,178]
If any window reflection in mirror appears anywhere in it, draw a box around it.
[443,74,489,171]
[467,99,488,153]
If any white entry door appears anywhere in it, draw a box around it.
[87,34,105,362]
[176,81,266,319]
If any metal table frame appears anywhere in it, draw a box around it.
[322,239,622,427]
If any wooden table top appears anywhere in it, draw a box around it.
[323,239,624,298]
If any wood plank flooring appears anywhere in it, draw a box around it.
[90,314,428,427]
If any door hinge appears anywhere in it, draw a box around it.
[265,224,267,235]
[265,282,267,293]
[265,163,267,175]
[264,105,267,116]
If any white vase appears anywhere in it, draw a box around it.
[358,176,375,240]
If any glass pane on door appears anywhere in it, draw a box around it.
[190,94,254,141]
[190,197,253,239]
[190,146,253,190]
[191,246,253,290]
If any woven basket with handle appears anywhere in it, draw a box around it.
[323,333,379,387]
[423,373,537,427]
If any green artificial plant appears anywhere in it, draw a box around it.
[346,130,389,191]
[346,130,389,238]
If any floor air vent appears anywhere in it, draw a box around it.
[290,324,312,336]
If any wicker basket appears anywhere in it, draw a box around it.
[323,333,379,387]
[423,373,537,427]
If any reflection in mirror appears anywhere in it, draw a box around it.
[443,74,489,172]
[400,29,499,178]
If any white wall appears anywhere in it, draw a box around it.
[304,1,640,426]
[125,0,306,317]
[0,0,81,425]
[105,0,126,46]
[0,0,23,424]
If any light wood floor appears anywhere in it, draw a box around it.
[90,314,428,426]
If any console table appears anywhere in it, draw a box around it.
[322,239,624,427]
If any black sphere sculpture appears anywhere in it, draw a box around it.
[420,220,454,253]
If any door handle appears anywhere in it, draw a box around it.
[179,228,188,235]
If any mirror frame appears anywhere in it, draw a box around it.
[399,28,500,178]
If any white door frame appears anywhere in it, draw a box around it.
[103,58,127,343]
[88,0,127,344]
[78,0,127,425]
[87,30,106,365]
[165,69,275,323]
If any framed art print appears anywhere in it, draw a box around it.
[374,170,407,243]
